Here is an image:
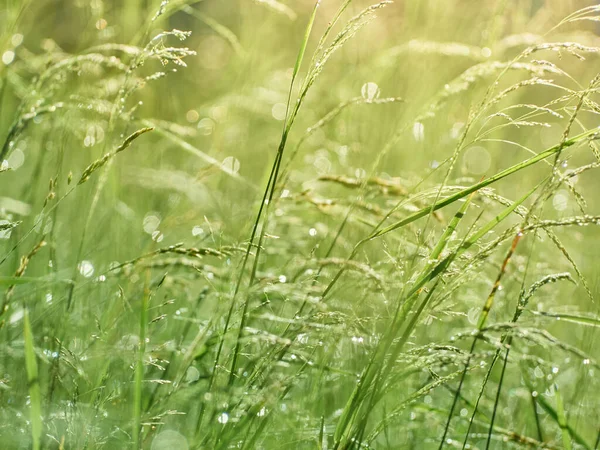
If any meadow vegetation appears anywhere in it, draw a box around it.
[1,0,600,448]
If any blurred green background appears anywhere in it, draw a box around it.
[2,1,600,449]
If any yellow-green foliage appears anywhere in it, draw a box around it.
[1,1,600,449]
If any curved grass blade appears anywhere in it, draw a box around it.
[368,127,599,241]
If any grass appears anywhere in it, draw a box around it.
[1,0,600,448]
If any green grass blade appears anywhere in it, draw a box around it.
[291,1,320,84]
[133,276,149,449]
[24,309,42,450]
[411,181,542,299]
[555,383,573,450]
[532,311,600,327]
[369,129,597,240]
[428,191,476,265]
[225,0,322,386]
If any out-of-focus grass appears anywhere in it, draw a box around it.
[1,0,600,449]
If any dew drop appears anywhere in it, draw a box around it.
[185,366,200,383]
[361,82,380,101]
[186,109,199,123]
[7,148,25,170]
[412,122,425,141]
[198,118,215,136]
[2,50,15,65]
[552,190,569,212]
[78,260,95,278]
[0,220,13,239]
[467,307,479,325]
[95,18,108,30]
[11,34,23,47]
[143,213,161,234]
[222,156,240,175]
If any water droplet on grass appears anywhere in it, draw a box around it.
[10,309,24,324]
[186,109,199,123]
[185,366,200,383]
[198,118,215,136]
[222,156,240,175]
[11,34,23,47]
[143,213,161,234]
[351,168,365,180]
[361,82,380,101]
[467,307,478,325]
[78,260,95,278]
[7,148,25,170]
[0,220,13,239]
[2,50,15,65]
[552,190,569,212]
[95,18,108,30]
[412,122,425,141]
[313,155,331,174]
